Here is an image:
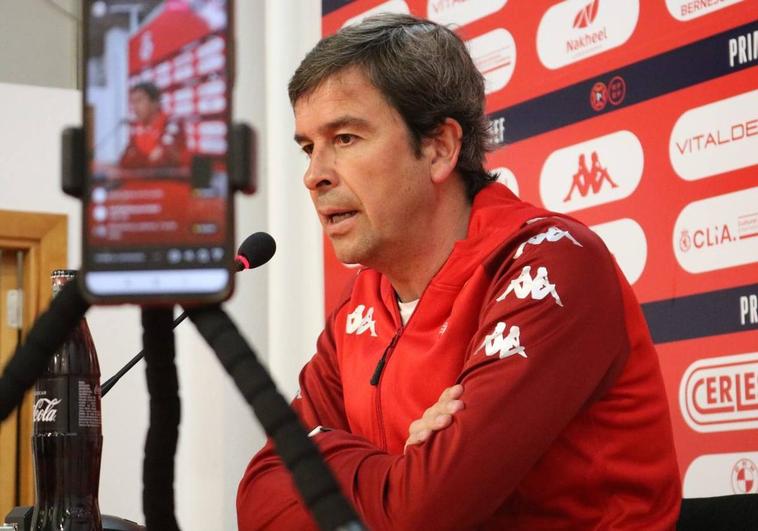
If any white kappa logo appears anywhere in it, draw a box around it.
[346,305,377,337]
[480,322,527,360]
[514,226,582,259]
[496,266,563,306]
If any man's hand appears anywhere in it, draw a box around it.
[404,384,464,453]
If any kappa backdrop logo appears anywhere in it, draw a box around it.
[573,0,599,28]
[564,152,618,201]
[345,305,377,337]
[540,130,643,214]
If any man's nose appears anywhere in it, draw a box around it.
[303,147,337,191]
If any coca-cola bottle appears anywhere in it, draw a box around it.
[31,270,103,530]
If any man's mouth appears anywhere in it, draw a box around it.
[328,211,357,224]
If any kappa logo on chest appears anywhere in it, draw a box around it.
[346,304,378,337]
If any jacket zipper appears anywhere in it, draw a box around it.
[370,328,402,386]
[371,326,403,451]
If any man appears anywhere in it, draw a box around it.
[119,82,187,169]
[238,14,681,530]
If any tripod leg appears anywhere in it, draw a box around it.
[0,279,89,421]
[141,307,181,531]
[185,304,364,531]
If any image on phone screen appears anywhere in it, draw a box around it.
[83,0,233,302]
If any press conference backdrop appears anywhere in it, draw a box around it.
[319,0,758,499]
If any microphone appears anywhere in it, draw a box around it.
[100,232,276,397]
[235,231,276,271]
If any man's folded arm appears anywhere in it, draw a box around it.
[238,227,628,530]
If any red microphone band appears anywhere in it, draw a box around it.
[236,254,251,270]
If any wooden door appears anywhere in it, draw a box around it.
[0,210,66,520]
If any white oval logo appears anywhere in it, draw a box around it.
[536,0,639,70]
[342,0,410,28]
[492,167,519,197]
[673,187,758,273]
[540,130,643,213]
[670,89,758,181]
[684,452,758,498]
[427,0,507,27]
[589,218,646,285]
[467,28,516,95]
[679,352,758,433]
[665,0,743,21]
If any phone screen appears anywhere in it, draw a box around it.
[82,0,233,303]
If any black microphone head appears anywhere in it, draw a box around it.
[235,232,276,271]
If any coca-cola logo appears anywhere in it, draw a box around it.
[33,398,62,422]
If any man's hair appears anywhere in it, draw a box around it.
[289,13,496,199]
[130,82,161,102]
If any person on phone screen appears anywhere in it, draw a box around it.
[237,14,682,530]
[119,82,188,170]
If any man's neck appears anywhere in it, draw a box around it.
[381,191,472,302]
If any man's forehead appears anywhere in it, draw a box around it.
[295,68,375,109]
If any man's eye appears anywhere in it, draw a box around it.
[301,144,313,156]
[336,134,354,145]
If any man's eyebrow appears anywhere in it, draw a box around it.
[293,115,372,144]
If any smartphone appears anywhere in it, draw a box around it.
[81,0,234,304]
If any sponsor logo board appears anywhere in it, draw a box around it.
[684,451,758,498]
[537,0,639,69]
[666,0,743,21]
[590,218,647,285]
[427,0,507,27]
[540,130,643,213]
[673,187,758,273]
[342,0,410,28]
[679,352,758,433]
[493,167,519,196]
[670,89,758,181]
[729,29,758,67]
[467,28,516,95]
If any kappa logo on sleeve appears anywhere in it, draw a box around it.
[480,322,527,360]
[514,226,583,259]
[346,304,378,337]
[496,265,563,306]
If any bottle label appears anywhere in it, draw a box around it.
[33,378,68,433]
[33,377,101,433]
[77,380,101,428]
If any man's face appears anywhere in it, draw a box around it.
[129,89,159,124]
[294,68,436,268]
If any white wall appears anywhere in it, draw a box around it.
[0,0,323,528]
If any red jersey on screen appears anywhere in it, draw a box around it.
[119,112,188,169]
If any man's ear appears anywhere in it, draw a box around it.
[424,118,463,184]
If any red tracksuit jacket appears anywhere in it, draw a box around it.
[237,184,681,530]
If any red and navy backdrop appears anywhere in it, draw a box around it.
[320,0,758,498]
